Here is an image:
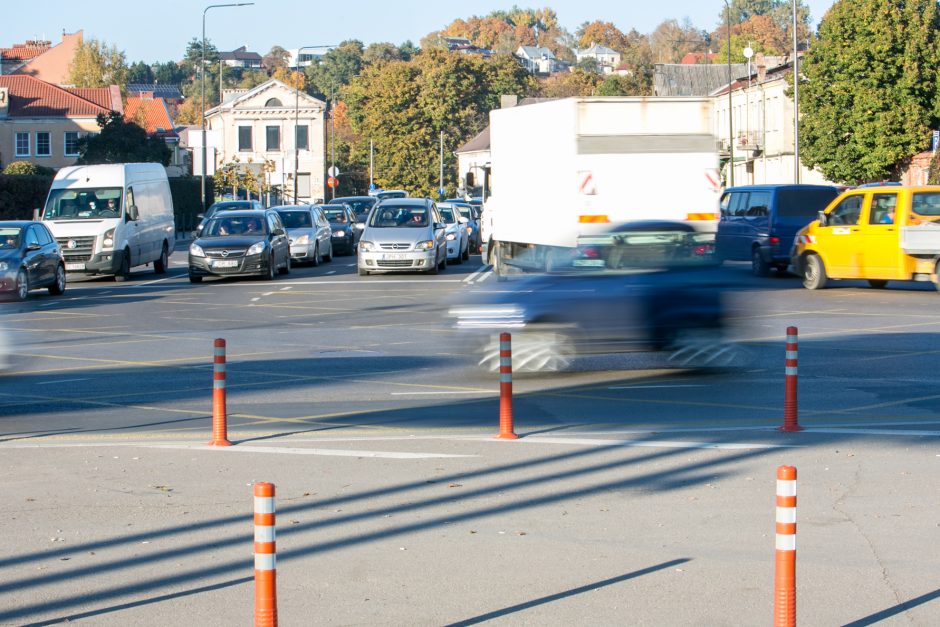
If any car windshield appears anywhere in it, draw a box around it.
[369,206,428,228]
[322,209,348,223]
[0,227,22,249]
[277,211,312,228]
[439,207,458,223]
[457,207,474,220]
[43,187,122,220]
[377,191,407,199]
[208,202,253,217]
[204,216,267,237]
[336,198,375,214]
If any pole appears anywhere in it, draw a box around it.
[781,326,802,432]
[369,139,374,190]
[774,466,797,627]
[209,338,232,446]
[439,130,444,200]
[792,0,800,184]
[496,332,518,440]
[330,82,336,200]
[254,482,277,627]
[293,45,336,205]
[726,0,734,187]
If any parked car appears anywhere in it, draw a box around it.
[449,221,738,372]
[272,205,333,266]
[0,221,66,300]
[320,203,360,255]
[358,198,447,275]
[716,184,840,276]
[194,200,265,237]
[188,210,290,282]
[332,196,378,224]
[437,203,470,264]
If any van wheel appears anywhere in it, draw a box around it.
[189,274,202,283]
[15,269,29,301]
[114,250,131,282]
[49,264,66,295]
[868,279,888,289]
[802,254,827,290]
[154,242,169,274]
[493,242,508,282]
[310,243,320,267]
[751,248,771,277]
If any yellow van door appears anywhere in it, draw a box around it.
[860,192,903,279]
[816,193,864,278]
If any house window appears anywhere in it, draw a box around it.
[36,132,51,157]
[15,132,29,157]
[296,125,308,150]
[266,126,280,151]
[64,132,80,157]
[238,126,252,151]
[264,98,283,107]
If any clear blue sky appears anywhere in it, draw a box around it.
[5,1,837,63]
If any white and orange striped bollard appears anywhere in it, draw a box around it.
[774,465,797,627]
[254,482,277,627]
[209,338,232,446]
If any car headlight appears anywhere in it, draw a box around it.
[247,241,266,256]
[359,241,375,252]
[0,261,8,272]
[415,240,434,251]
[445,233,456,241]
[189,243,205,257]
[102,228,115,249]
[294,234,309,245]
[333,229,345,237]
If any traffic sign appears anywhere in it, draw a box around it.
[326,176,338,189]
[328,166,339,177]
[932,130,939,153]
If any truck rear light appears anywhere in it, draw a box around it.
[578,215,610,223]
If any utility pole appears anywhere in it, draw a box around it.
[792,0,800,184]
[439,131,444,200]
[369,139,374,191]
[330,82,336,200]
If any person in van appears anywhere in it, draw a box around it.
[873,196,896,224]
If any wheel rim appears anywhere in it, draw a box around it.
[16,270,27,299]
[56,266,65,291]
[806,258,818,284]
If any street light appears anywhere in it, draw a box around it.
[201,2,253,215]
[792,0,800,184]
[293,45,336,204]
[722,0,734,187]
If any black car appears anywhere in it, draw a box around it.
[332,196,378,224]
[450,221,739,371]
[320,203,360,255]
[194,200,265,237]
[188,210,291,283]
[0,221,66,300]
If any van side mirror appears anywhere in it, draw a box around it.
[127,205,139,221]
[817,211,827,226]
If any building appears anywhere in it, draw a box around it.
[287,48,326,70]
[653,63,748,97]
[515,46,561,75]
[454,127,489,197]
[219,46,262,70]
[2,31,83,85]
[0,39,51,75]
[0,75,121,170]
[575,44,622,74]
[125,93,186,176]
[202,79,326,203]
[127,84,184,103]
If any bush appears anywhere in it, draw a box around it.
[3,161,56,176]
[0,175,53,220]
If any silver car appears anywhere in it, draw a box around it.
[358,199,447,275]
[273,205,333,266]
[437,203,470,264]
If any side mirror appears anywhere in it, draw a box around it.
[817,211,827,226]
[196,213,205,221]
[272,228,285,236]
[434,222,445,230]
[127,205,139,221]
[354,222,365,230]
[458,216,469,224]
[26,242,42,251]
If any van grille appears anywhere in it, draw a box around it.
[56,236,95,261]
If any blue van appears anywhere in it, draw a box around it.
[716,184,840,276]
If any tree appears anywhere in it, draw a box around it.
[650,19,708,63]
[363,42,401,64]
[799,0,940,183]
[182,38,218,78]
[272,68,305,90]
[76,111,171,166]
[68,39,129,90]
[153,61,187,85]
[2,161,55,176]
[127,61,154,84]
[712,2,812,57]
[305,40,364,98]
[536,68,599,97]
[576,21,628,51]
[262,45,290,75]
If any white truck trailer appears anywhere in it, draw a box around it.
[481,97,722,277]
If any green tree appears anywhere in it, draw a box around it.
[536,68,600,97]
[363,42,402,64]
[798,0,940,183]
[76,111,171,166]
[127,61,154,84]
[68,39,129,90]
[2,161,55,176]
[153,61,187,85]
[305,41,364,97]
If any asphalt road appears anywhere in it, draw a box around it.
[1,246,939,625]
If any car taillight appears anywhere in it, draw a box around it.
[769,236,781,246]
[580,247,600,258]
[693,244,714,256]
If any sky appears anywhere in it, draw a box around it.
[4,0,837,63]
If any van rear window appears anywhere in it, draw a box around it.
[912,192,940,217]
[776,188,839,217]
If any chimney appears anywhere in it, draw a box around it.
[755,52,767,82]
[500,95,519,108]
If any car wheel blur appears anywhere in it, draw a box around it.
[802,253,827,290]
[48,264,66,295]
[15,269,28,301]
[751,248,771,277]
[666,329,747,369]
[279,254,291,275]
[263,255,276,280]
[867,279,887,289]
[310,243,320,267]
[477,327,574,372]
[323,242,333,263]
[189,274,202,283]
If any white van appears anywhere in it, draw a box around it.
[41,163,175,281]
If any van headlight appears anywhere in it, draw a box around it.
[415,240,434,251]
[189,243,205,257]
[102,228,115,250]
[359,241,375,252]
[247,241,266,256]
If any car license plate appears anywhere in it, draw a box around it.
[212,260,239,268]
[65,262,86,271]
[573,259,606,267]
[382,253,406,260]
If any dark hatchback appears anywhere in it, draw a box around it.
[332,196,378,223]
[188,210,290,283]
[321,203,361,255]
[194,200,265,236]
[0,221,67,300]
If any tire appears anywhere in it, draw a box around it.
[358,266,370,276]
[493,242,508,282]
[279,253,291,275]
[451,245,463,265]
[114,249,131,282]
[462,241,470,261]
[48,264,66,295]
[323,242,333,263]
[189,274,202,283]
[802,253,828,290]
[868,279,887,289]
[263,255,276,280]
[310,243,320,267]
[154,242,168,274]
[15,269,28,301]
[751,248,771,277]
[439,249,447,271]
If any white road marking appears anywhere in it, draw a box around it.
[325,270,336,275]
[516,436,798,450]
[463,266,488,283]
[475,271,492,284]
[802,427,940,437]
[35,377,91,385]
[132,276,174,287]
[391,390,496,396]
[280,286,292,291]
[251,297,260,302]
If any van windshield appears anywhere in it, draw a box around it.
[44,188,123,220]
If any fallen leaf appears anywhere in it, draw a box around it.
[448,483,463,488]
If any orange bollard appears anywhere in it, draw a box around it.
[774,465,797,627]
[780,326,802,432]
[496,332,518,440]
[209,338,232,446]
[254,482,277,627]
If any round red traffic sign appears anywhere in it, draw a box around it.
[327,176,338,188]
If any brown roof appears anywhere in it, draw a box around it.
[124,96,178,138]
[0,41,51,60]
[69,86,123,113]
[455,127,490,154]
[0,75,113,118]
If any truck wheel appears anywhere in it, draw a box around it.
[493,242,508,282]
[751,248,770,277]
[867,279,887,289]
[114,250,131,282]
[802,254,827,290]
[154,242,168,274]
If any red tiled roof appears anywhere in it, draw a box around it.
[0,42,51,60]
[0,75,113,118]
[680,52,718,65]
[124,96,178,138]
[68,85,123,113]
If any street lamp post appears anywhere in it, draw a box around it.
[293,45,336,204]
[792,0,800,184]
[723,0,734,187]
[201,2,253,216]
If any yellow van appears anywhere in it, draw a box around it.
[791,185,940,290]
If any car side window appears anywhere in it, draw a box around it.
[828,195,863,225]
[719,193,733,217]
[868,193,897,225]
[729,192,749,217]
[745,192,771,217]
[25,226,41,247]
[266,213,279,233]
[35,225,53,245]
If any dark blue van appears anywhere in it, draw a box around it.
[716,184,840,276]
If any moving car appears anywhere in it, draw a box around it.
[437,203,470,264]
[332,196,378,223]
[188,210,290,282]
[449,221,737,371]
[0,221,66,300]
[194,200,265,237]
[41,163,175,281]
[716,184,840,276]
[358,198,447,275]
[272,205,333,266]
[320,203,360,255]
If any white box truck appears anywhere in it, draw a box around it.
[41,163,175,281]
[481,97,722,277]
